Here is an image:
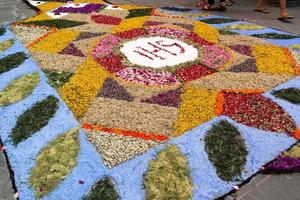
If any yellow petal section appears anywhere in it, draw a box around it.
[112,16,149,33]
[193,21,219,44]
[29,29,79,53]
[252,45,295,75]
[37,2,64,12]
[59,57,109,118]
[173,86,218,136]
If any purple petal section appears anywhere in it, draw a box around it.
[98,78,134,101]
[59,43,85,57]
[142,88,182,108]
[75,32,105,41]
[264,155,300,173]
[228,59,257,72]
[53,3,104,14]
[229,45,253,56]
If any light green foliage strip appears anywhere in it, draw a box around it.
[0,39,14,53]
[284,142,300,158]
[223,24,266,30]
[144,145,193,200]
[0,73,40,106]
[29,128,80,198]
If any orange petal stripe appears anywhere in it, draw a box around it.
[283,48,300,76]
[294,129,300,140]
[215,92,224,116]
[82,123,169,142]
[221,89,264,94]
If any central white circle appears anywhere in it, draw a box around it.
[120,36,199,69]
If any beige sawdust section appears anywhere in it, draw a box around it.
[85,129,160,168]
[30,52,85,72]
[218,35,271,46]
[81,98,178,136]
[188,72,292,91]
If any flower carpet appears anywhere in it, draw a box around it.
[1,0,300,199]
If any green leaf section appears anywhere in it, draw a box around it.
[161,7,192,12]
[251,33,298,40]
[0,52,28,74]
[21,19,86,29]
[144,145,193,200]
[126,8,153,19]
[205,120,248,181]
[219,29,240,35]
[272,88,300,105]
[44,70,73,89]
[201,18,238,24]
[0,73,40,106]
[0,39,14,53]
[11,95,59,145]
[290,44,300,51]
[83,177,119,200]
[0,27,5,36]
[29,128,80,198]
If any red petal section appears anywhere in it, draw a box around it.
[222,92,296,135]
[114,28,147,39]
[91,14,122,25]
[175,64,214,82]
[96,55,125,73]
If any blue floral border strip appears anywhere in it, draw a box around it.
[0,7,300,199]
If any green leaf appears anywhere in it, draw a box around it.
[144,145,193,200]
[126,8,153,19]
[44,70,73,89]
[11,95,59,145]
[272,88,300,105]
[205,120,248,181]
[0,39,14,53]
[219,29,240,35]
[161,7,192,12]
[21,19,87,29]
[29,128,80,198]
[83,177,119,200]
[0,73,40,106]
[0,27,5,36]
[201,18,238,24]
[251,33,298,40]
[290,44,300,51]
[0,52,28,74]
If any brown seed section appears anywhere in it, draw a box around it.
[118,79,179,101]
[188,72,292,91]
[81,98,178,136]
[68,23,114,33]
[219,35,271,46]
[85,129,160,168]
[30,51,85,72]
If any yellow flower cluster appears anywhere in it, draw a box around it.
[37,2,64,12]
[112,16,149,33]
[73,0,106,3]
[22,13,52,23]
[173,86,218,136]
[252,44,295,75]
[118,5,150,10]
[193,21,219,44]
[29,29,79,53]
[59,57,109,119]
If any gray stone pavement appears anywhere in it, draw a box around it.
[0,0,36,24]
[0,0,300,200]
[0,150,14,200]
